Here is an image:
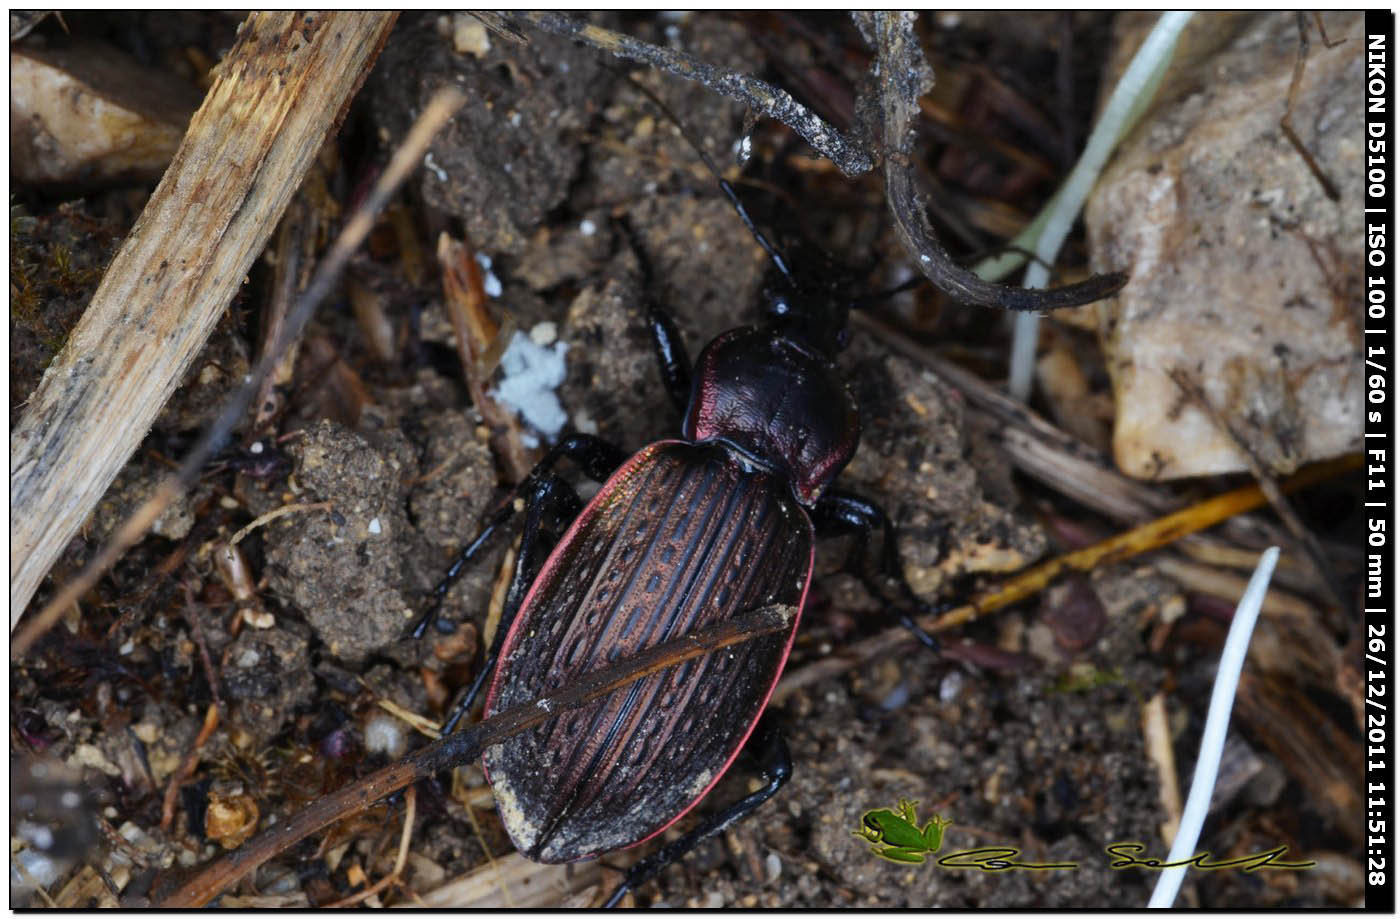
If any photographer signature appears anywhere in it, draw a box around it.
[933,843,1315,873]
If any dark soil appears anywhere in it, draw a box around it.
[10,11,1362,909]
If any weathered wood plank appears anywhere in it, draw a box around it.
[11,11,398,621]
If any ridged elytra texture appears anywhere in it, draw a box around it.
[484,441,812,862]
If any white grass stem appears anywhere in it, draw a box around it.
[1147,546,1281,908]
[1000,11,1194,402]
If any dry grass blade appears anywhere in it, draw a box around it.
[408,852,601,908]
[1142,692,1182,847]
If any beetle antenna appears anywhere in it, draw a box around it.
[622,73,794,285]
[854,245,1060,308]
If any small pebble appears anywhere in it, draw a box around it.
[453,17,491,57]
[530,321,558,347]
[939,670,965,703]
[364,712,407,758]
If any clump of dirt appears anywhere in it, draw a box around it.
[367,13,614,257]
[222,627,317,744]
[262,420,427,663]
[839,338,1049,598]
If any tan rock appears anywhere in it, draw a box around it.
[11,39,200,185]
[1087,12,1362,480]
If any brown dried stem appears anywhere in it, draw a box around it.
[437,233,534,483]
[773,453,1361,703]
[866,10,1129,312]
[153,605,793,908]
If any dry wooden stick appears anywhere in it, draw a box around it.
[11,73,466,659]
[773,453,1360,702]
[11,12,398,623]
[153,605,793,908]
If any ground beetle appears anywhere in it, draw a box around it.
[413,74,1106,905]
[412,190,947,899]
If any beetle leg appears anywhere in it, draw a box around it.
[439,471,583,734]
[646,302,693,415]
[411,433,629,639]
[811,488,945,654]
[601,720,792,908]
[618,211,692,415]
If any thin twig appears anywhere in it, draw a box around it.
[1280,12,1341,201]
[866,10,1129,312]
[11,88,467,660]
[252,197,313,433]
[183,585,224,711]
[1166,367,1345,613]
[511,11,873,176]
[154,605,794,908]
[773,454,1359,702]
[160,702,220,834]
[228,501,334,546]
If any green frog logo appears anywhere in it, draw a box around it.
[852,799,953,864]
